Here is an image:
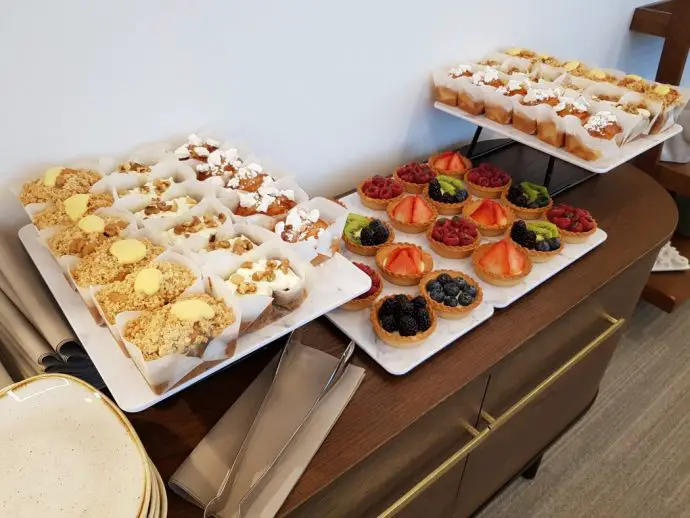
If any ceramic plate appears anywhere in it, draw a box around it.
[153,459,168,517]
[0,374,150,518]
[147,458,160,518]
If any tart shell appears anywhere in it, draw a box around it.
[506,234,564,263]
[393,167,435,194]
[386,196,438,234]
[422,184,470,215]
[471,243,533,287]
[357,179,404,211]
[375,243,434,286]
[558,224,598,243]
[370,295,437,348]
[425,224,481,259]
[464,171,512,199]
[419,270,483,320]
[462,199,514,237]
[500,192,554,220]
[341,275,382,310]
[342,219,396,256]
[428,153,473,178]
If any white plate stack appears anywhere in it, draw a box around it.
[0,374,167,517]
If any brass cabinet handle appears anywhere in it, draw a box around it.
[481,314,625,431]
[377,423,490,518]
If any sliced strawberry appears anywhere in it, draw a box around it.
[471,200,497,225]
[386,250,412,275]
[392,196,415,224]
[480,240,510,275]
[434,155,451,171]
[505,240,526,275]
[407,246,423,273]
[411,196,434,224]
[493,203,508,225]
[449,154,465,171]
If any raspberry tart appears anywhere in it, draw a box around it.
[342,213,395,256]
[426,216,480,259]
[424,175,470,215]
[342,262,382,310]
[465,164,512,199]
[472,238,532,287]
[508,220,563,262]
[462,198,513,237]
[394,163,437,194]
[387,195,437,234]
[371,294,436,348]
[420,270,483,320]
[375,243,434,286]
[546,204,597,243]
[428,151,472,178]
[357,175,404,211]
[502,181,553,220]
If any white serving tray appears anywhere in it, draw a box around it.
[19,224,371,412]
[326,193,607,375]
[434,102,683,174]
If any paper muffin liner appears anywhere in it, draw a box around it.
[110,159,197,201]
[530,62,567,83]
[560,74,595,92]
[610,92,662,141]
[431,63,478,105]
[583,82,630,105]
[143,195,232,234]
[123,141,175,166]
[499,56,532,75]
[454,75,491,114]
[535,88,590,147]
[564,104,640,161]
[272,197,348,265]
[511,81,564,134]
[91,250,205,355]
[218,177,310,230]
[644,85,690,134]
[203,241,311,332]
[482,72,530,124]
[475,51,510,68]
[114,283,242,394]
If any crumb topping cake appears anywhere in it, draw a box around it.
[48,214,129,257]
[20,167,102,205]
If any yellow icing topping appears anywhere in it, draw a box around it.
[77,214,105,233]
[64,194,90,222]
[43,166,64,187]
[654,84,671,95]
[109,239,147,264]
[625,74,642,81]
[506,48,522,56]
[171,299,215,322]
[563,61,580,72]
[590,69,606,79]
[134,267,163,295]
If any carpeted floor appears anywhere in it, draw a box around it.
[478,300,690,518]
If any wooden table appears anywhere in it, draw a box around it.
[130,162,677,517]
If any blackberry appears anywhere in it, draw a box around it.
[369,219,384,230]
[548,237,561,250]
[416,310,432,332]
[372,225,389,245]
[429,289,445,302]
[426,280,442,292]
[394,294,409,305]
[428,180,443,200]
[437,273,452,285]
[511,222,537,249]
[507,186,529,207]
[441,193,456,204]
[411,296,427,310]
[458,292,474,306]
[443,282,461,297]
[399,315,419,336]
[395,300,414,321]
[379,298,399,317]
[444,295,459,307]
[360,226,375,246]
[535,240,550,252]
[380,314,397,332]
[455,278,468,291]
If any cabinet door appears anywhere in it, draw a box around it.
[286,375,488,518]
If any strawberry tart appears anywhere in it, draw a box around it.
[376,243,434,286]
[428,151,472,178]
[462,198,513,237]
[472,238,532,287]
[387,195,437,234]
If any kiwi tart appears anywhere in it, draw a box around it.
[342,213,395,256]
[508,220,563,262]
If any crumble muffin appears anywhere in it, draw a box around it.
[123,294,236,360]
[19,167,102,205]
[135,196,198,221]
[95,262,197,324]
[48,214,129,257]
[32,193,114,229]
[71,238,164,287]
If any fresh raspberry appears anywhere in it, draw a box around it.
[551,216,571,229]
[443,234,461,246]
[477,177,490,187]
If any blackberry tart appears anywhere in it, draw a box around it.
[420,270,483,320]
[423,175,469,215]
[342,262,382,310]
[371,294,436,348]
[394,162,437,194]
[342,213,394,256]
[502,181,553,219]
[508,220,563,262]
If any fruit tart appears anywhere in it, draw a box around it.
[394,163,437,194]
[502,181,553,219]
[566,111,623,161]
[376,243,433,286]
[472,239,532,287]
[424,175,469,215]
[464,164,512,199]
[234,187,297,218]
[617,74,649,94]
[342,213,394,256]
[428,150,472,178]
[387,195,437,233]
[508,221,563,262]
[371,294,436,348]
[462,198,513,237]
[341,262,382,310]
[427,216,480,259]
[174,134,220,161]
[546,204,597,243]
[357,175,404,210]
[421,270,483,319]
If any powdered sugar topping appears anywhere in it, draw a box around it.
[448,64,472,78]
[523,87,562,103]
[584,111,618,132]
[554,95,589,113]
[275,208,323,243]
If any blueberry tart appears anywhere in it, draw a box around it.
[502,181,553,219]
[371,294,436,348]
[424,175,470,215]
[420,270,483,320]
[508,220,563,262]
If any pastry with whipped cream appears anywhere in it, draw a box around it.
[555,96,590,122]
[233,186,297,218]
[164,213,229,248]
[534,96,589,148]
[195,148,244,186]
[95,262,197,324]
[456,68,503,116]
[275,208,329,244]
[513,86,563,135]
[33,192,114,230]
[447,64,473,79]
[582,111,623,140]
[485,78,531,125]
[565,111,623,161]
[135,196,198,221]
[117,161,152,175]
[48,214,130,257]
[119,178,172,201]
[225,259,301,298]
[174,134,221,161]
[470,68,503,89]
[206,235,257,254]
[225,163,276,193]
[20,167,102,205]
[496,79,529,97]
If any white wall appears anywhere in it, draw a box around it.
[0,0,676,231]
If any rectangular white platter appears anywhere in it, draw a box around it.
[19,224,371,412]
[326,192,607,375]
[434,101,683,174]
